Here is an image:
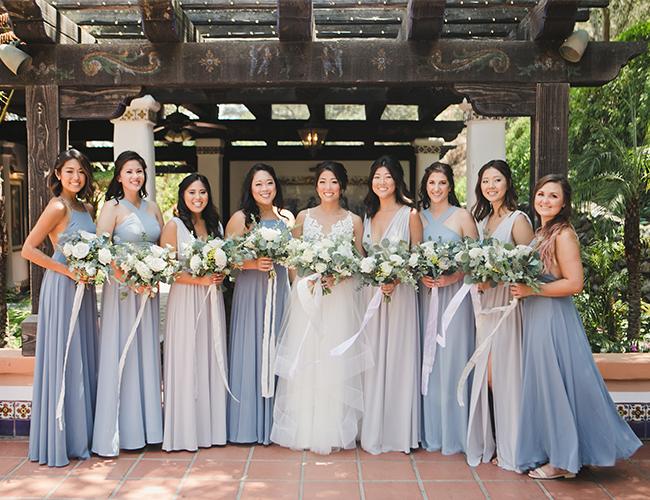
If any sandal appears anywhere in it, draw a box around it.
[491,458,499,466]
[528,466,576,480]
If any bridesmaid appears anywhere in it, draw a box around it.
[23,149,98,467]
[467,159,534,472]
[360,155,423,455]
[418,162,478,455]
[161,173,227,451]
[510,174,641,478]
[92,151,165,456]
[271,161,372,454]
[225,163,294,444]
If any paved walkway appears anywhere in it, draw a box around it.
[0,438,648,500]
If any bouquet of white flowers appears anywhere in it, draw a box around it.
[284,235,357,295]
[60,230,115,285]
[356,238,418,303]
[239,218,293,279]
[410,238,462,283]
[115,242,182,297]
[182,236,242,290]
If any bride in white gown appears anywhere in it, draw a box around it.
[272,161,373,455]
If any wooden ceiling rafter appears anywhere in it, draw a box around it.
[398,0,445,42]
[138,0,201,42]
[278,0,313,42]
[508,0,581,41]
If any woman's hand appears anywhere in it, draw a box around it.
[510,283,533,300]
[321,274,336,290]
[256,257,274,273]
[421,276,435,289]
[213,273,225,286]
[381,282,395,298]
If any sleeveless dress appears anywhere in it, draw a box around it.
[162,219,227,451]
[466,210,530,471]
[92,199,163,456]
[360,205,420,454]
[271,211,373,454]
[227,218,290,444]
[516,273,642,474]
[419,207,475,455]
[29,200,98,467]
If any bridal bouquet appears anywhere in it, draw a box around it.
[356,238,418,302]
[115,243,182,297]
[181,236,242,289]
[239,218,293,279]
[456,238,543,293]
[61,230,115,285]
[410,239,462,283]
[284,235,357,295]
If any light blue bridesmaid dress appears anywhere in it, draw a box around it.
[516,274,642,474]
[92,199,162,456]
[227,218,290,444]
[419,207,475,454]
[29,198,99,467]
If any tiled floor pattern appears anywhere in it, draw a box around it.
[0,439,649,500]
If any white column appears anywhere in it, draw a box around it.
[195,138,225,216]
[111,95,161,200]
[460,100,506,210]
[412,137,444,201]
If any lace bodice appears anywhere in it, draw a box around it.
[303,209,354,241]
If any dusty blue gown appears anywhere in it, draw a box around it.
[92,199,162,456]
[29,199,99,467]
[227,218,290,444]
[419,207,475,454]
[516,274,642,474]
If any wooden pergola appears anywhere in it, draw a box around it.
[0,0,646,321]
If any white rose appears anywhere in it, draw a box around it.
[468,248,482,259]
[315,262,327,274]
[135,261,153,280]
[79,230,97,241]
[334,245,353,259]
[259,226,281,241]
[360,257,375,274]
[189,254,203,272]
[380,261,393,275]
[85,263,97,276]
[408,253,419,267]
[319,249,331,262]
[150,245,166,258]
[212,248,227,270]
[320,238,335,248]
[287,239,301,251]
[98,248,113,265]
[302,248,314,263]
[72,242,90,259]
[148,257,168,273]
[298,240,311,250]
[389,254,404,266]
[62,243,73,258]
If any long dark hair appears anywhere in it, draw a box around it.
[239,163,285,228]
[105,150,149,201]
[314,160,348,196]
[472,159,518,222]
[363,155,414,218]
[533,174,574,272]
[417,162,460,211]
[49,149,95,203]
[177,173,222,238]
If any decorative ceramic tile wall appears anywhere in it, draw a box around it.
[0,401,31,436]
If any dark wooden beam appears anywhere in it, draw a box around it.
[365,103,387,121]
[138,0,199,43]
[60,86,144,119]
[307,103,325,123]
[25,85,59,315]
[417,103,451,121]
[3,0,94,44]
[508,0,581,41]
[398,0,445,42]
[453,84,537,116]
[278,0,313,42]
[244,103,273,120]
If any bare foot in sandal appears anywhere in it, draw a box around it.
[528,464,575,480]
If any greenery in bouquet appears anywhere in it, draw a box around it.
[181,236,242,289]
[456,237,543,294]
[115,243,182,297]
[284,235,357,295]
[60,230,115,285]
[238,217,293,279]
[410,238,462,282]
[356,238,418,302]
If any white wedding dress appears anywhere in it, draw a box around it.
[272,210,373,454]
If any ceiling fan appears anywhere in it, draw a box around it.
[153,111,226,142]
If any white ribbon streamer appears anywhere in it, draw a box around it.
[288,273,324,378]
[421,286,439,396]
[55,282,85,431]
[261,275,277,398]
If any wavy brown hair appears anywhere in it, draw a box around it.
[472,159,518,222]
[417,162,460,211]
[49,149,95,203]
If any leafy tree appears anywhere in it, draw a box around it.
[505,117,531,205]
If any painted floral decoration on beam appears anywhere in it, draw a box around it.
[200,50,220,73]
[371,49,392,72]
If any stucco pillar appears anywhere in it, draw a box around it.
[195,138,225,216]
[111,95,161,200]
[412,137,444,201]
[460,100,506,210]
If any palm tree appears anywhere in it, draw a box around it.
[572,86,650,343]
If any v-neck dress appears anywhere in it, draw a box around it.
[419,207,475,455]
[92,199,163,456]
[359,205,420,454]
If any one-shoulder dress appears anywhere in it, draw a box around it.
[360,205,420,454]
[162,218,227,451]
[92,199,163,456]
[29,200,99,467]
[419,207,475,455]
[466,210,530,472]
[272,211,373,454]
[516,273,642,474]
[227,218,290,444]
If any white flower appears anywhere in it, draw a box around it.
[320,238,335,248]
[62,243,73,257]
[135,261,153,280]
[148,257,168,273]
[98,248,113,265]
[389,254,404,266]
[408,253,419,267]
[360,257,375,274]
[72,242,90,259]
[334,245,353,259]
[380,261,393,275]
[298,240,311,250]
[212,248,227,270]
[259,226,281,241]
[315,262,327,274]
[189,254,203,272]
[468,248,483,259]
[319,249,331,262]
[79,230,97,241]
[455,251,465,262]
[150,245,165,258]
[85,263,97,276]
[302,248,315,263]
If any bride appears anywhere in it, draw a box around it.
[271,161,372,454]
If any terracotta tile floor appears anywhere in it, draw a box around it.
[0,438,648,500]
